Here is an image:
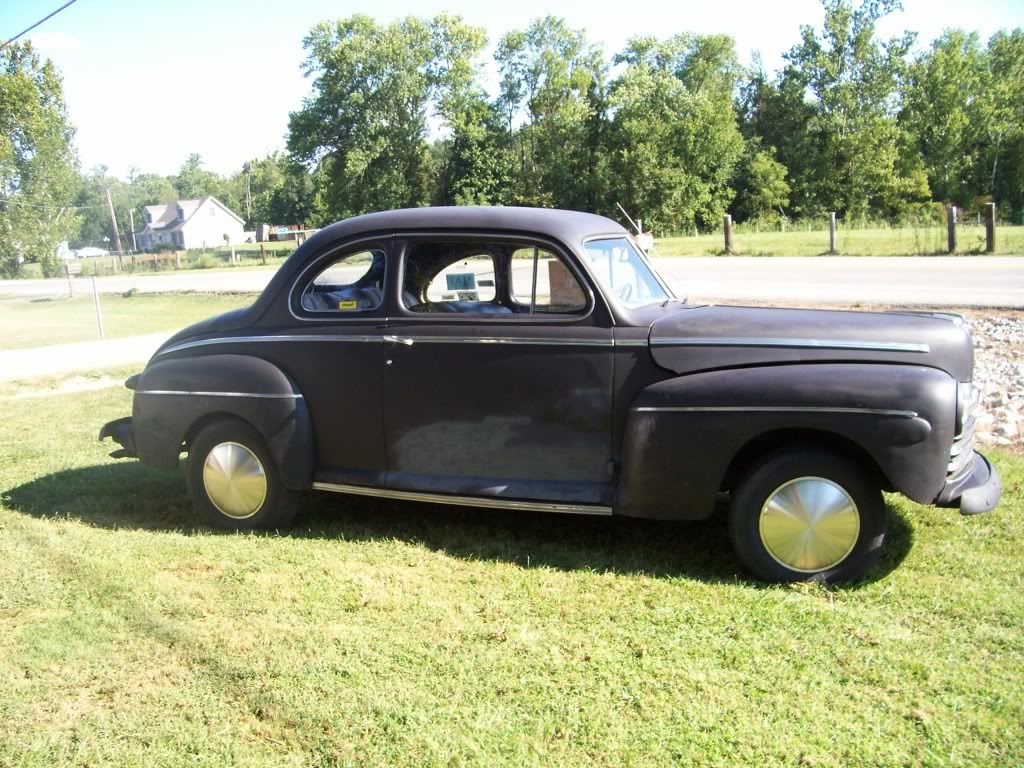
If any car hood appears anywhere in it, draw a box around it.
[648,304,973,382]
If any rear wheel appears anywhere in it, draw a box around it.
[729,450,887,583]
[186,418,298,530]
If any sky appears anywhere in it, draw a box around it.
[2,0,1022,180]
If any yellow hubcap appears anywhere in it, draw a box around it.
[758,476,860,573]
[202,441,267,519]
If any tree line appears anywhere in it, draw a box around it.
[2,0,1022,277]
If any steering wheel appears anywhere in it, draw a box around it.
[615,284,633,302]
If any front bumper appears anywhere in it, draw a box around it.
[99,416,136,459]
[935,451,1001,515]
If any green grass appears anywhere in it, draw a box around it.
[658,224,1024,257]
[0,292,257,350]
[0,373,1021,765]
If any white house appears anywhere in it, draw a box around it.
[136,196,246,251]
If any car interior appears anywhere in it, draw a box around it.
[299,240,589,316]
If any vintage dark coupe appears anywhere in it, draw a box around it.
[101,207,1001,582]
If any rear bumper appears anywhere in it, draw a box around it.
[935,451,1001,515]
[99,416,136,459]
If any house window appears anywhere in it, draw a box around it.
[177,207,184,221]
[209,206,215,216]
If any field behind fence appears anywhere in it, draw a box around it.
[658,222,1024,257]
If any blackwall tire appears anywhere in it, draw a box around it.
[186,418,298,531]
[729,450,887,584]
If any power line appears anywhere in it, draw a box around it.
[1,0,81,51]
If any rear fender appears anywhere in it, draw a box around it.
[131,354,313,489]
[617,363,956,520]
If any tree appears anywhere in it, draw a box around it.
[495,17,609,210]
[0,42,80,277]
[174,153,226,200]
[287,13,486,221]
[984,29,1024,220]
[773,0,922,219]
[74,166,128,246]
[903,30,989,207]
[607,34,744,232]
[267,159,316,226]
[431,93,515,206]
[734,146,791,225]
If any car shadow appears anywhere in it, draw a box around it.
[2,463,914,587]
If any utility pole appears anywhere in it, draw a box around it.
[128,208,138,252]
[244,161,252,221]
[105,187,124,266]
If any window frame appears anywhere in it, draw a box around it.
[395,233,597,323]
[579,234,675,309]
[288,237,391,321]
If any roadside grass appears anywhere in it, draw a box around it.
[0,376,1021,766]
[658,224,1024,257]
[0,292,257,350]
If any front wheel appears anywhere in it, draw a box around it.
[186,418,298,531]
[729,450,887,583]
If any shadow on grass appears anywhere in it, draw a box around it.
[2,462,914,586]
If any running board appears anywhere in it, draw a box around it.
[311,482,613,516]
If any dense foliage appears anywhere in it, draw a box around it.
[3,1,1023,268]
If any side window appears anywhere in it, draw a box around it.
[510,246,587,313]
[299,248,386,313]
[403,241,503,314]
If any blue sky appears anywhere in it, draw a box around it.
[3,0,1021,179]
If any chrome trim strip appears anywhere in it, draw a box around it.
[158,334,619,356]
[631,405,919,417]
[158,334,383,356]
[311,481,613,516]
[650,337,930,353]
[401,335,614,347]
[159,334,927,356]
[136,389,302,399]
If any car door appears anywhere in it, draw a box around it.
[382,235,615,505]
[271,239,392,487]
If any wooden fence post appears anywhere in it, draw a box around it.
[260,243,267,265]
[175,250,182,269]
[985,203,996,253]
[946,205,957,254]
[828,212,837,255]
[723,214,734,255]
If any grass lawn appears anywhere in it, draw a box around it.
[0,292,257,350]
[658,224,1024,257]
[0,372,1020,765]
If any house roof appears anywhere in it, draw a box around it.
[141,196,244,233]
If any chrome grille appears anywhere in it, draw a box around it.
[948,383,980,480]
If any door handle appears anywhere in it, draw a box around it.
[383,335,414,346]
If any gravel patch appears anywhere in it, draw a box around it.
[967,313,1024,449]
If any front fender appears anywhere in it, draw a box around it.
[131,354,314,490]
[617,363,956,520]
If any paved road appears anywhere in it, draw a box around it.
[1,256,1022,307]
[0,332,171,382]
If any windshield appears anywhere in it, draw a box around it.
[582,237,671,308]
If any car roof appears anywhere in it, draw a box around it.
[249,207,634,326]
[304,206,629,248]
